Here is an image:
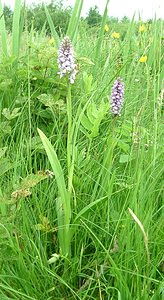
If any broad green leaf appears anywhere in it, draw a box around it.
[81,114,93,131]
[118,140,130,153]
[37,129,68,208]
[87,102,97,124]
[38,128,71,256]
[80,100,108,138]
[37,129,69,211]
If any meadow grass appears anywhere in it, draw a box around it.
[0,0,163,299]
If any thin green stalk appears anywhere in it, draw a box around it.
[27,44,32,170]
[93,0,110,74]
[66,83,74,197]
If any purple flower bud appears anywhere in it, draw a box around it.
[57,36,77,84]
[110,78,124,116]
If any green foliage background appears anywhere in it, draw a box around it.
[0,0,163,299]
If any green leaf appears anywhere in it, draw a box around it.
[0,79,12,90]
[37,128,71,256]
[0,147,7,159]
[83,72,93,94]
[87,102,97,124]
[0,158,13,176]
[12,0,22,57]
[37,94,55,107]
[31,136,44,150]
[0,122,11,136]
[37,129,69,211]
[2,108,21,120]
[117,121,133,138]
[36,109,53,120]
[81,114,93,131]
[117,140,130,153]
[67,0,84,42]
[80,100,108,138]
[119,154,135,163]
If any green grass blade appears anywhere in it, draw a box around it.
[19,5,25,43]
[74,196,108,223]
[67,0,84,41]
[44,5,60,49]
[71,0,84,43]
[37,128,70,218]
[93,0,110,71]
[0,0,8,56]
[37,128,71,255]
[12,0,21,57]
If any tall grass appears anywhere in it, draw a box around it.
[0,0,7,56]
[0,0,163,299]
[12,0,22,58]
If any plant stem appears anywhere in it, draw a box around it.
[66,83,74,200]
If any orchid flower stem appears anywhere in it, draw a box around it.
[67,83,74,198]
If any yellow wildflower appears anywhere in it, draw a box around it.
[139,55,147,63]
[139,24,146,33]
[111,32,120,39]
[49,37,55,46]
[105,24,109,32]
